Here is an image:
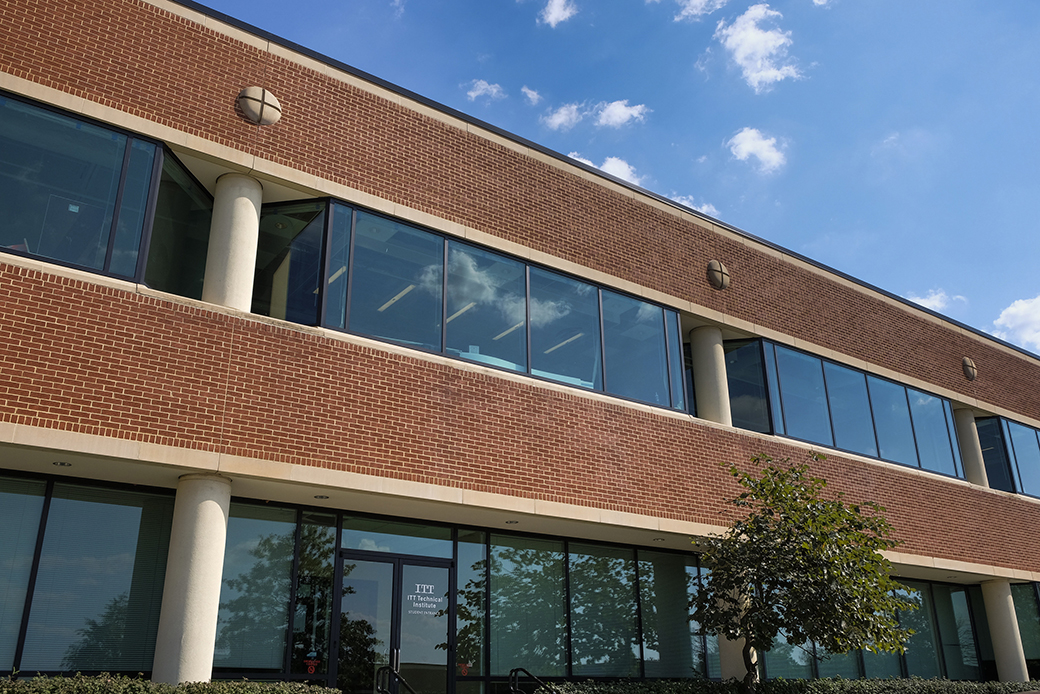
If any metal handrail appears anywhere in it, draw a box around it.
[375,664,419,694]
[508,667,556,694]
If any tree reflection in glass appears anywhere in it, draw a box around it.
[337,561,391,694]
[569,543,640,677]
[488,535,567,676]
[291,514,337,677]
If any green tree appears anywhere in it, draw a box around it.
[62,592,131,670]
[692,454,915,693]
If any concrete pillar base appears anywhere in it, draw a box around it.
[981,579,1029,682]
[152,474,232,684]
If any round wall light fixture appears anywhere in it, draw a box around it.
[707,259,730,290]
[237,87,283,126]
[962,357,978,382]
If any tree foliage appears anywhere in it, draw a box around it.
[692,454,916,692]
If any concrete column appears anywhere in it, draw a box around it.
[981,579,1029,682]
[152,474,232,684]
[954,407,990,488]
[201,173,263,311]
[690,326,732,426]
[719,635,752,682]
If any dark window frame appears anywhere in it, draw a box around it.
[310,202,688,413]
[762,339,963,479]
[0,89,167,283]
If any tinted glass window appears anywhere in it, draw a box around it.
[774,346,832,445]
[762,632,814,679]
[341,517,452,558]
[900,581,942,678]
[683,342,697,417]
[602,291,669,406]
[1012,584,1040,662]
[569,543,639,677]
[145,154,212,299]
[0,478,45,669]
[215,503,296,671]
[762,342,785,435]
[862,650,902,678]
[348,211,443,351]
[725,340,771,434]
[529,268,602,390]
[489,535,566,676]
[445,241,527,372]
[868,377,918,467]
[815,646,860,678]
[20,484,173,672]
[908,389,958,476]
[976,418,1016,493]
[638,551,705,678]
[323,202,353,330]
[290,512,337,676]
[456,530,487,678]
[1008,422,1040,497]
[253,201,326,325]
[109,140,157,278]
[665,311,686,411]
[944,401,964,475]
[931,584,979,680]
[0,95,129,271]
[823,362,877,457]
[967,586,997,681]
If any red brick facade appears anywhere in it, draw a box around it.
[2,0,1040,580]
[1,0,1036,417]
[2,262,1039,574]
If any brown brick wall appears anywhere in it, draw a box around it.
[1,0,1038,422]
[1,262,1039,574]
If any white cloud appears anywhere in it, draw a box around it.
[671,194,720,217]
[993,295,1040,351]
[568,152,595,166]
[391,0,405,17]
[521,86,542,105]
[544,103,584,130]
[540,0,578,27]
[569,152,645,186]
[812,0,831,5]
[466,80,506,102]
[727,127,786,173]
[595,100,650,127]
[904,289,967,312]
[673,0,730,21]
[599,156,644,185]
[714,4,801,93]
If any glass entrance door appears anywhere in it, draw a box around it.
[335,554,452,694]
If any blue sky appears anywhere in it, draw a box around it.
[200,0,1040,354]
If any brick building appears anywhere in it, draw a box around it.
[2,0,1040,688]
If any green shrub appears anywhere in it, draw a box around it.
[541,678,1040,694]
[0,675,339,694]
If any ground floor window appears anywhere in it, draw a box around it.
[1,471,1032,687]
[761,580,993,681]
[0,474,173,675]
[206,504,718,690]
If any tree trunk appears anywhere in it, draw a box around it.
[740,640,758,694]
